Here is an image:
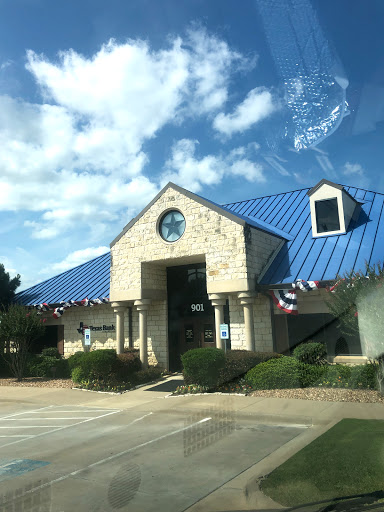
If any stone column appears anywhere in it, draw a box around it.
[238,292,256,352]
[112,303,126,354]
[134,299,151,369]
[209,294,227,350]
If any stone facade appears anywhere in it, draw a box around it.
[110,185,282,301]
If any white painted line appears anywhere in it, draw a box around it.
[0,435,35,438]
[0,406,54,421]
[0,409,121,448]
[2,417,98,421]
[2,414,212,502]
[27,409,120,413]
[0,426,65,428]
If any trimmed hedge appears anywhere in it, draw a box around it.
[299,363,328,388]
[245,356,302,389]
[28,355,70,378]
[182,347,226,388]
[74,349,118,380]
[349,363,377,389]
[216,350,281,386]
[41,347,61,359]
[116,352,142,379]
[292,342,327,365]
[67,351,87,372]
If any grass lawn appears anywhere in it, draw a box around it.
[261,418,384,508]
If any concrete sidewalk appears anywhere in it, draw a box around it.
[0,380,383,511]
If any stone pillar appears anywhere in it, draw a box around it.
[112,303,126,354]
[134,299,151,369]
[209,294,227,350]
[238,292,256,352]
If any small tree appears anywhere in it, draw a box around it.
[0,264,21,308]
[326,262,384,392]
[0,305,46,381]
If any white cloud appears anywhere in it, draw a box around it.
[213,87,277,136]
[343,162,365,176]
[162,139,265,192]
[40,246,109,276]
[0,28,254,239]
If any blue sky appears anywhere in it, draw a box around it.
[1,0,383,291]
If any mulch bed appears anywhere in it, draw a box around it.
[0,377,74,388]
[250,387,384,403]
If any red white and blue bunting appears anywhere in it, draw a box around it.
[270,280,321,315]
[269,289,298,315]
[33,297,109,319]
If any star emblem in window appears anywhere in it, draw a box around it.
[159,210,186,242]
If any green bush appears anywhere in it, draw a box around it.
[182,347,226,388]
[71,366,86,384]
[216,350,281,386]
[28,356,70,378]
[41,347,61,358]
[299,363,328,388]
[318,364,352,388]
[132,367,162,385]
[75,349,118,380]
[318,364,376,390]
[292,342,327,365]
[245,356,302,389]
[67,351,86,371]
[349,364,377,389]
[116,352,142,379]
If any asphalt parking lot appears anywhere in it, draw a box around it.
[0,388,305,512]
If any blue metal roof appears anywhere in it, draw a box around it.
[224,185,384,285]
[15,253,110,306]
[15,183,384,304]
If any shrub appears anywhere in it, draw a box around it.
[181,347,226,388]
[292,342,327,365]
[67,351,86,371]
[132,367,162,385]
[41,347,61,358]
[216,350,281,386]
[116,352,142,379]
[349,364,377,389]
[76,349,118,380]
[245,356,302,389]
[28,356,70,378]
[318,364,352,388]
[71,367,86,384]
[299,363,328,388]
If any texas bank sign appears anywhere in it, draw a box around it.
[77,321,115,334]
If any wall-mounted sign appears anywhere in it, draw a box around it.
[77,322,115,334]
[84,328,91,346]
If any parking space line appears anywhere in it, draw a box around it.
[0,414,211,503]
[2,417,99,420]
[0,406,54,421]
[0,435,34,438]
[0,409,121,449]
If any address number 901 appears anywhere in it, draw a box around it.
[191,303,204,312]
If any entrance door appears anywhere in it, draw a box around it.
[181,316,215,354]
[168,263,217,371]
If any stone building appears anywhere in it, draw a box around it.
[16,179,382,369]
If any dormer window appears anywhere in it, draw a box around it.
[315,198,340,233]
[307,179,361,238]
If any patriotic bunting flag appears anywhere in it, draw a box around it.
[269,289,298,315]
[292,279,320,292]
[53,307,65,319]
[32,297,109,319]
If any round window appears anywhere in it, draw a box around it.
[159,210,186,242]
